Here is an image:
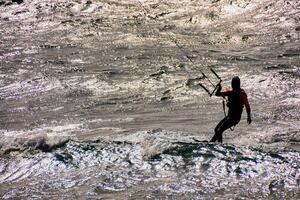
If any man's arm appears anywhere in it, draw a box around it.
[215,83,222,96]
[215,84,231,97]
[246,106,251,124]
[241,91,252,124]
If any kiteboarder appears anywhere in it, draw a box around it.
[210,76,252,143]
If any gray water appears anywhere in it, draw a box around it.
[0,0,299,199]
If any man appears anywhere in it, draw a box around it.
[210,76,252,143]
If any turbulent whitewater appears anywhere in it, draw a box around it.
[0,0,299,199]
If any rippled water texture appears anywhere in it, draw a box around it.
[0,0,299,199]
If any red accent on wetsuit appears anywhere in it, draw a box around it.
[219,89,250,109]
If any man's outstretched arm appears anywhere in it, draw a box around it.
[215,83,222,96]
[215,84,231,97]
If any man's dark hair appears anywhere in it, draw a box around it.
[231,76,240,90]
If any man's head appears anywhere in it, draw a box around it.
[231,76,240,90]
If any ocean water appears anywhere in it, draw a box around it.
[0,0,299,199]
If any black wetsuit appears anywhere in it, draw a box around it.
[210,86,250,143]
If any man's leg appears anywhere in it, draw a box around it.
[210,117,236,143]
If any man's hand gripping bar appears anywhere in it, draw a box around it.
[199,69,222,97]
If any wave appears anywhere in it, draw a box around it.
[0,130,299,199]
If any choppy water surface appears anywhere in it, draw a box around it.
[0,0,299,199]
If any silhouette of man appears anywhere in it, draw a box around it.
[210,76,252,143]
